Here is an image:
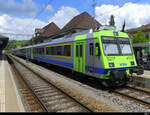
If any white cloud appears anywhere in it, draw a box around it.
[0,0,37,17]
[45,4,53,12]
[0,14,46,40]
[49,6,80,28]
[95,3,150,30]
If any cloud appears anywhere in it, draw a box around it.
[45,4,53,12]
[95,3,150,30]
[0,14,46,40]
[0,0,37,17]
[0,6,80,40]
[49,6,80,28]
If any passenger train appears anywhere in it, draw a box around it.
[12,28,139,87]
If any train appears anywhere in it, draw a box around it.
[12,28,141,87]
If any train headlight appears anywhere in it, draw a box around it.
[131,61,135,65]
[109,63,115,67]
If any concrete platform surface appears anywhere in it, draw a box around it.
[0,55,25,112]
[133,70,150,88]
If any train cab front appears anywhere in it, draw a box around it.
[98,31,143,87]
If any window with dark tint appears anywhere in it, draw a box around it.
[56,46,62,55]
[21,49,26,54]
[89,43,93,56]
[27,49,30,55]
[80,45,83,57]
[76,45,79,57]
[46,44,71,57]
[64,45,71,56]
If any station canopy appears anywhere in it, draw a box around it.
[133,42,150,48]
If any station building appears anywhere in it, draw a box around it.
[126,24,150,56]
[0,35,9,55]
[25,12,101,46]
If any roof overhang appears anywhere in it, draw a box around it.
[133,42,150,47]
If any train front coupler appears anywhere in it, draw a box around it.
[110,70,128,86]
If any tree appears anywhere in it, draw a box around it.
[132,29,148,43]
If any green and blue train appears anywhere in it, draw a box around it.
[12,29,139,87]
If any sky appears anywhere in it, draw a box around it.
[0,0,150,40]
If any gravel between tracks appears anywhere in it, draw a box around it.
[11,55,150,112]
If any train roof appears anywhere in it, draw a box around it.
[14,29,94,50]
[13,27,128,51]
[133,42,150,47]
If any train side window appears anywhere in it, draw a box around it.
[40,48,44,55]
[89,43,93,56]
[46,47,50,55]
[56,46,63,56]
[76,45,79,57]
[64,45,71,56]
[80,45,83,57]
[96,43,100,56]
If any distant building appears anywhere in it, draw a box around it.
[35,28,44,37]
[24,22,60,45]
[126,24,150,40]
[25,11,102,46]
[126,24,150,56]
[48,12,101,41]
[34,22,61,44]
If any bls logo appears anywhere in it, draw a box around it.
[120,63,127,66]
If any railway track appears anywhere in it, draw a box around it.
[113,85,150,106]
[9,55,94,112]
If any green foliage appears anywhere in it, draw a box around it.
[132,29,148,43]
[5,40,28,51]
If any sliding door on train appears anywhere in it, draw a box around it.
[74,41,85,73]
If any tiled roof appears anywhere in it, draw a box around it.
[40,22,61,38]
[26,12,102,45]
[61,12,101,33]
[126,24,150,34]
[35,28,44,34]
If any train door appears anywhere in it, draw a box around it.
[88,42,94,72]
[31,47,34,59]
[74,41,85,73]
[26,48,28,59]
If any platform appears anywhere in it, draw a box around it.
[0,55,25,112]
[133,70,150,88]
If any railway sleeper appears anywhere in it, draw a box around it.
[35,90,57,95]
[38,92,62,98]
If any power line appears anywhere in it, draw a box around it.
[92,0,97,30]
